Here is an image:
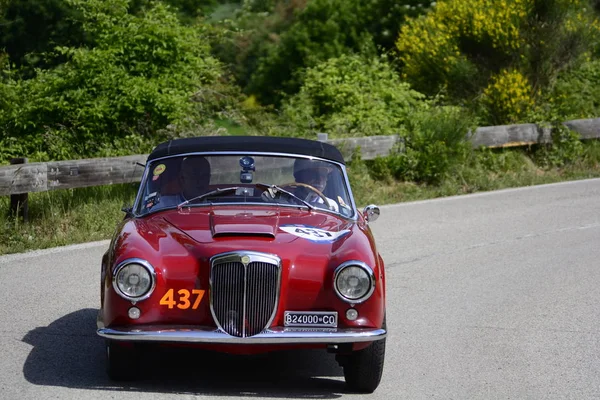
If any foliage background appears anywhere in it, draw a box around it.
[1,0,600,178]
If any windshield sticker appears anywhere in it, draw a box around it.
[280,224,350,242]
[144,192,160,209]
[152,164,166,181]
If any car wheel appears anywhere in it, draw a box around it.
[341,318,386,393]
[106,340,139,381]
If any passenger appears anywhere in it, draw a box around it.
[292,159,339,212]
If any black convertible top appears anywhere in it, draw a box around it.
[148,136,345,164]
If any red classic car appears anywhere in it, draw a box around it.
[97,136,386,392]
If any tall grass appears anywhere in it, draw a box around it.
[350,140,600,206]
[0,184,137,254]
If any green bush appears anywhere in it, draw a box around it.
[396,0,527,98]
[473,147,534,175]
[281,54,426,137]
[396,0,600,125]
[380,107,475,184]
[0,0,224,162]
[546,59,600,120]
[533,125,584,168]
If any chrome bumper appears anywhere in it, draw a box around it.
[97,325,386,344]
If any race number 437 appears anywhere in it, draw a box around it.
[159,289,205,309]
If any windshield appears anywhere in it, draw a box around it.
[135,154,355,218]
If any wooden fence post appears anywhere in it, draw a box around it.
[10,158,28,221]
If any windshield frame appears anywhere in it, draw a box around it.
[132,151,358,220]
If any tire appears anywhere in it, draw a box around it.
[106,340,139,381]
[341,318,386,393]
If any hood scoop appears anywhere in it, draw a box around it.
[210,210,279,239]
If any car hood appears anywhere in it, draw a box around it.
[110,205,370,264]
[160,206,352,246]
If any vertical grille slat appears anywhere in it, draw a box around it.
[210,254,280,338]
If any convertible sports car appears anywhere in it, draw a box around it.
[97,136,386,392]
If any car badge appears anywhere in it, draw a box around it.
[241,255,251,266]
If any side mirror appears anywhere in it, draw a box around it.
[363,204,380,223]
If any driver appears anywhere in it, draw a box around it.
[292,159,339,212]
[159,156,211,208]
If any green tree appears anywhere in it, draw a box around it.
[0,0,89,74]
[130,0,220,21]
[247,0,373,105]
[229,0,431,106]
[0,0,223,162]
[362,0,433,50]
[210,0,306,94]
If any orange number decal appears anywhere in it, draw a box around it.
[159,289,176,309]
[160,289,205,310]
[177,289,191,309]
[192,289,205,310]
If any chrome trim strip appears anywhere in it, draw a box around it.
[132,152,357,220]
[242,258,248,337]
[97,325,386,344]
[151,152,346,168]
[340,164,358,216]
[209,251,282,337]
[111,258,157,302]
[132,164,150,216]
[210,251,281,269]
[333,260,376,305]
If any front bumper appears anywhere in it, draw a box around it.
[97,325,386,344]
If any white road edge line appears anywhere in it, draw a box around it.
[378,177,600,209]
[0,240,110,264]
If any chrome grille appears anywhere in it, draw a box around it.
[210,252,280,337]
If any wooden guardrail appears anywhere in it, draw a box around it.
[1,117,599,200]
[0,155,147,196]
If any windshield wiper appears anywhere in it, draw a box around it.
[255,183,314,211]
[177,186,239,209]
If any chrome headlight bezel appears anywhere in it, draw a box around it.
[333,260,375,304]
[112,258,156,301]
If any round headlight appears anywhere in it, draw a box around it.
[334,262,374,303]
[113,260,155,301]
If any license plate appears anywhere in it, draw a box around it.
[284,311,338,328]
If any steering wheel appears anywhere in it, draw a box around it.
[280,182,331,207]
